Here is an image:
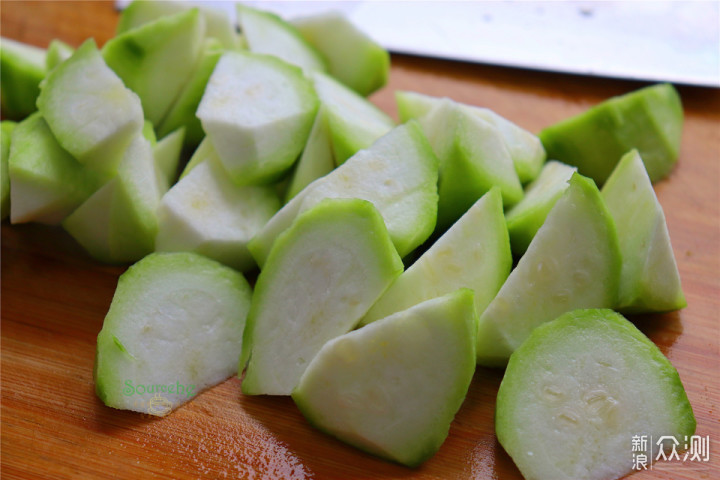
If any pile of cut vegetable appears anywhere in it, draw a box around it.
[0,2,696,478]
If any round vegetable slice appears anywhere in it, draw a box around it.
[496,308,696,480]
[95,252,252,416]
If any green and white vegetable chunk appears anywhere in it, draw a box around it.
[141,119,156,145]
[602,149,685,313]
[157,38,224,147]
[152,126,185,190]
[285,107,335,201]
[396,91,546,184]
[539,83,683,184]
[155,156,280,272]
[242,198,403,396]
[294,11,390,96]
[0,37,46,120]
[9,113,100,225]
[310,70,394,165]
[237,4,326,74]
[95,252,252,416]
[476,173,621,366]
[197,50,319,185]
[293,289,478,467]
[496,308,696,480]
[63,133,165,264]
[37,39,144,175]
[179,136,217,180]
[395,90,439,123]
[45,39,74,71]
[506,160,577,257]
[417,98,523,230]
[103,8,206,126]
[118,0,239,50]
[360,187,511,326]
[248,121,439,266]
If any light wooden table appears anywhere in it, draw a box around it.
[2,2,718,479]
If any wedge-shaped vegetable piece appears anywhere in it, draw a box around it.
[45,39,74,71]
[285,107,335,201]
[153,127,185,190]
[540,83,683,184]
[361,187,510,326]
[248,121,439,266]
[118,0,239,50]
[419,99,523,230]
[476,173,620,366]
[602,150,685,312]
[242,199,403,395]
[197,51,319,185]
[396,91,546,184]
[478,109,545,184]
[8,113,100,225]
[506,160,577,257]
[142,119,156,145]
[37,39,144,175]
[0,37,46,120]
[63,133,165,264]
[157,38,224,147]
[179,136,216,180]
[237,4,326,74]
[95,252,252,416]
[293,289,478,467]
[395,90,438,122]
[103,9,206,126]
[311,71,394,165]
[156,157,280,271]
[294,12,389,96]
[396,90,438,123]
[496,308,696,480]
[1,121,17,220]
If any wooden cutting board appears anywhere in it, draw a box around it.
[2,2,718,479]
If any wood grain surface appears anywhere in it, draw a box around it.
[1,2,718,479]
